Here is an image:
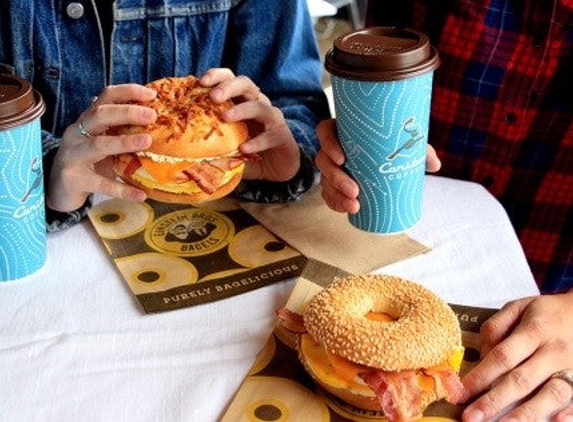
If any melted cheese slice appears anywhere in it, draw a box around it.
[138,157,195,184]
[133,162,244,194]
[300,333,465,396]
[300,334,374,396]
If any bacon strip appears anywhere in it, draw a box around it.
[276,308,307,334]
[423,367,467,404]
[182,162,225,194]
[362,370,422,422]
[361,365,467,422]
[236,152,261,162]
[113,154,142,178]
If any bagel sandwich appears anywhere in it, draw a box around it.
[111,75,257,204]
[277,275,467,421]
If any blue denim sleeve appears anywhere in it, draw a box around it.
[41,131,91,232]
[227,0,330,154]
[227,0,330,202]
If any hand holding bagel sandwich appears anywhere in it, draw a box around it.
[47,69,308,210]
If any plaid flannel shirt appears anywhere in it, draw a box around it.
[368,0,573,292]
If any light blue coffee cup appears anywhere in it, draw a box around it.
[326,27,440,234]
[0,74,47,281]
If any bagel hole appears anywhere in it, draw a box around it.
[100,213,121,224]
[365,300,400,322]
[364,311,395,322]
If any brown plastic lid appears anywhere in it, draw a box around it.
[0,74,45,131]
[325,27,440,81]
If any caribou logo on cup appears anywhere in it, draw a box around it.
[20,156,44,204]
[0,74,47,281]
[325,27,440,234]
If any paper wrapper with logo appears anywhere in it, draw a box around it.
[88,198,307,313]
[222,261,497,421]
[89,185,430,312]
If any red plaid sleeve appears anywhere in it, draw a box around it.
[368,0,573,292]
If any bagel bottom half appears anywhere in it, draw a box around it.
[298,332,442,412]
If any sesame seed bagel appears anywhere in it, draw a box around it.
[303,274,462,372]
[110,75,251,204]
[112,75,249,157]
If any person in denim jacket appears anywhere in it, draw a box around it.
[0,0,330,231]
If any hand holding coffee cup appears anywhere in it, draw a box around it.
[315,120,442,214]
[324,27,440,234]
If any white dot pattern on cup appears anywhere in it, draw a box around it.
[0,121,47,281]
[332,73,434,233]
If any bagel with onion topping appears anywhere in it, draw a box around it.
[111,75,256,204]
[277,275,467,421]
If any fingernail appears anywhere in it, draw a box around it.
[464,409,484,422]
[210,87,224,101]
[135,135,151,148]
[144,87,157,97]
[132,190,146,202]
[223,108,236,119]
[239,141,252,154]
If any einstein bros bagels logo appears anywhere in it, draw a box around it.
[144,209,234,257]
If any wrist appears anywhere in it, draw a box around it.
[234,145,315,203]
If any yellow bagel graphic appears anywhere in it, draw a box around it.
[222,376,329,422]
[273,323,297,350]
[229,225,300,268]
[115,252,198,294]
[89,199,154,239]
[248,335,276,376]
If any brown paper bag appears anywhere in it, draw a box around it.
[240,186,430,274]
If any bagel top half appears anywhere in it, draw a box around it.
[304,275,462,371]
[111,75,251,204]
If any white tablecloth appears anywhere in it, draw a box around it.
[0,175,539,422]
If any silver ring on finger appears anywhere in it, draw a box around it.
[77,120,93,138]
[551,369,573,391]
[90,96,99,110]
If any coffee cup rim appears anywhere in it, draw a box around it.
[0,74,46,130]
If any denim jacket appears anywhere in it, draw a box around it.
[0,0,329,230]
